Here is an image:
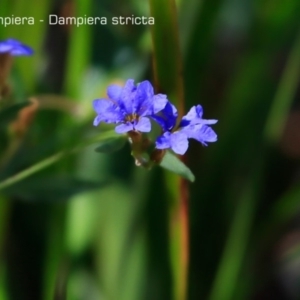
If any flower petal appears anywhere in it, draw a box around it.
[93,116,102,126]
[156,132,172,149]
[170,132,189,155]
[136,80,154,101]
[152,101,178,131]
[186,105,203,119]
[0,43,12,53]
[182,124,217,145]
[135,80,155,116]
[115,122,133,133]
[200,119,218,125]
[119,79,137,114]
[199,125,218,142]
[152,94,168,114]
[180,105,203,127]
[180,105,217,127]
[93,99,124,124]
[134,117,151,132]
[156,131,189,155]
[107,84,122,101]
[0,39,33,56]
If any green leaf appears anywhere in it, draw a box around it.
[94,136,127,153]
[0,129,119,192]
[149,1,187,298]
[4,175,108,201]
[159,151,195,182]
[264,30,300,143]
[149,0,184,115]
[0,102,30,128]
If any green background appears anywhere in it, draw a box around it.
[0,0,300,299]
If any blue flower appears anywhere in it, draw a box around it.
[0,38,34,56]
[93,79,168,133]
[151,101,178,131]
[155,104,218,155]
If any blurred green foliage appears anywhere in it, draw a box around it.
[0,0,299,300]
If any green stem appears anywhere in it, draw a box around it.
[0,152,65,191]
[264,29,300,143]
[209,195,254,300]
[0,130,118,191]
[0,196,12,300]
[209,162,262,300]
[149,0,187,298]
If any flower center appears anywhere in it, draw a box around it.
[125,113,139,123]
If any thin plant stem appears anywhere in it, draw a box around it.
[264,29,300,143]
[0,130,118,192]
[149,0,188,298]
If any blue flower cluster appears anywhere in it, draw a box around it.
[0,38,33,56]
[93,79,217,155]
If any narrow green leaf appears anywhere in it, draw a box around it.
[4,0,52,92]
[4,176,108,201]
[149,0,184,115]
[264,29,300,143]
[64,0,92,98]
[261,185,300,236]
[0,101,29,128]
[149,1,188,298]
[160,151,195,182]
[209,177,259,300]
[0,129,118,191]
[94,136,127,154]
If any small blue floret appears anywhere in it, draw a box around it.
[92,78,218,156]
[155,104,218,155]
[93,79,168,134]
[0,38,34,56]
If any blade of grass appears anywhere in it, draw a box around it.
[209,161,263,300]
[260,185,300,242]
[149,0,184,115]
[0,196,10,300]
[264,29,300,144]
[43,204,67,300]
[0,0,10,38]
[64,0,92,99]
[0,130,119,192]
[0,195,11,300]
[149,0,186,299]
[5,0,52,92]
